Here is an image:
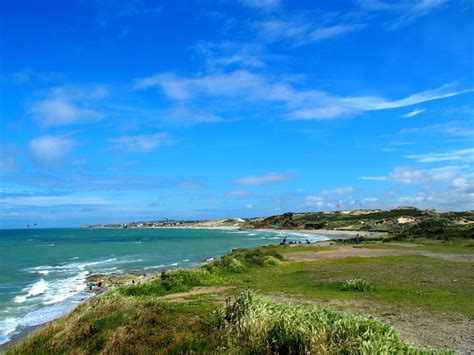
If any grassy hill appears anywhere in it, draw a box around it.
[7,237,474,354]
[5,209,474,353]
[242,208,474,239]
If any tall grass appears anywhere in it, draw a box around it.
[341,279,374,292]
[205,246,285,273]
[119,269,221,297]
[206,291,432,354]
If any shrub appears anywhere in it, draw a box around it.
[263,255,282,266]
[119,269,219,297]
[208,256,247,273]
[207,246,285,273]
[206,291,426,354]
[341,279,374,292]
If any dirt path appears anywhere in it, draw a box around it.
[286,245,474,262]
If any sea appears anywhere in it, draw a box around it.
[0,227,329,344]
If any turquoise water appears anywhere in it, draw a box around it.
[0,227,328,344]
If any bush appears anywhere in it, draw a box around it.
[207,256,247,273]
[263,255,282,266]
[119,269,219,297]
[206,291,426,354]
[341,279,374,292]
[206,246,285,273]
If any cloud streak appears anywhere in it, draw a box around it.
[255,20,365,46]
[134,70,471,121]
[405,148,474,163]
[29,86,107,127]
[233,172,293,186]
[402,108,425,118]
[108,133,172,153]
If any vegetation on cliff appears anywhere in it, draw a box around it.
[243,208,474,239]
[9,238,474,354]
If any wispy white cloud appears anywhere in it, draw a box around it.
[228,190,251,199]
[357,164,474,210]
[356,0,399,11]
[168,107,222,124]
[389,167,425,184]
[108,133,172,153]
[134,70,471,121]
[363,164,470,185]
[321,186,355,195]
[391,0,448,28]
[255,19,364,46]
[304,195,325,208]
[239,0,281,11]
[343,82,472,111]
[29,135,75,168]
[402,108,425,118]
[177,182,205,190]
[0,195,110,207]
[193,41,266,70]
[309,24,366,42]
[359,176,388,181]
[405,148,474,163]
[29,86,107,126]
[398,120,474,137]
[233,172,293,186]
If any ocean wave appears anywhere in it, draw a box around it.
[0,292,93,345]
[13,279,49,304]
[144,264,164,270]
[42,271,89,305]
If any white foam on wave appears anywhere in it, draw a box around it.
[42,271,89,305]
[144,264,164,270]
[0,317,17,344]
[0,291,93,345]
[27,258,118,275]
[13,279,49,304]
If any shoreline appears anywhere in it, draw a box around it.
[253,228,386,240]
[0,229,368,351]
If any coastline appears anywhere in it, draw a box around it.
[253,228,386,240]
[0,229,367,351]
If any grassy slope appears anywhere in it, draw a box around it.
[9,241,473,354]
[244,208,474,237]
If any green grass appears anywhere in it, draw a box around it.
[220,252,474,317]
[8,293,219,354]
[8,240,472,354]
[206,291,434,354]
[119,268,221,297]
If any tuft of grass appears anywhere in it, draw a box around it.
[205,246,285,273]
[119,269,220,297]
[341,278,374,292]
[206,291,432,354]
[263,255,283,266]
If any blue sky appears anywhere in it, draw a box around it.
[0,0,473,228]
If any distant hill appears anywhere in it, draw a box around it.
[242,208,474,239]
